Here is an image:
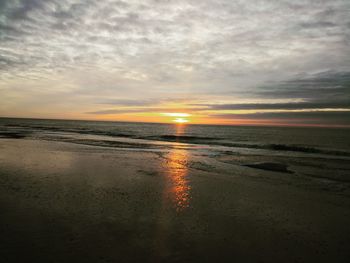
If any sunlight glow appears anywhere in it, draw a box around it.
[162,113,191,117]
[173,118,189,123]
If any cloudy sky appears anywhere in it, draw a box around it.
[0,0,349,126]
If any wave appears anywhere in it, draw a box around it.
[46,137,165,150]
[0,131,29,139]
[148,135,217,141]
[143,134,350,156]
[219,142,350,157]
[2,124,350,157]
[4,124,136,138]
[147,135,350,157]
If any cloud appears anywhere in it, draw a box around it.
[1,0,349,81]
[189,71,350,117]
[211,111,350,126]
[97,99,156,106]
[87,109,145,115]
[0,0,349,125]
[257,71,350,103]
[298,21,337,29]
[194,101,350,111]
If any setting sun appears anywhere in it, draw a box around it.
[161,113,191,123]
[173,118,189,123]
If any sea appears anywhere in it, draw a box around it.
[1,117,349,184]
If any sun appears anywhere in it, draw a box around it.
[173,118,189,123]
[161,113,191,124]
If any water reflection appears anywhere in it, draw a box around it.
[164,146,191,212]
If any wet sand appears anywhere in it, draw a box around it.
[1,139,350,262]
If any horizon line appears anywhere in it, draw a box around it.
[1,116,349,129]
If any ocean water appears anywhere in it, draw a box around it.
[1,117,350,191]
[0,117,349,155]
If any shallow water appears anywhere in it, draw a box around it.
[1,117,350,153]
[1,117,350,184]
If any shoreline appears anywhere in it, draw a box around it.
[1,138,350,262]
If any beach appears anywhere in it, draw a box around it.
[1,0,350,261]
[1,137,350,262]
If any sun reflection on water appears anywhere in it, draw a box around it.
[165,147,191,212]
[153,126,192,258]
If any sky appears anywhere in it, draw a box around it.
[0,0,349,126]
